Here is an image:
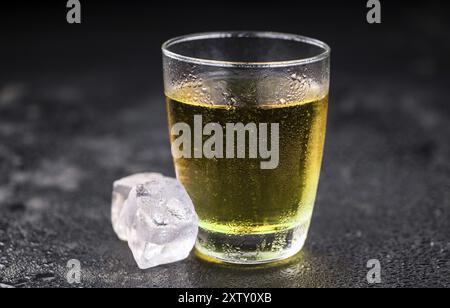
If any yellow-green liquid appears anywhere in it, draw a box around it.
[166,89,328,237]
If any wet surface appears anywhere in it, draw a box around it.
[0,1,449,287]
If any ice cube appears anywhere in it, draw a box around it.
[125,177,199,269]
[111,173,164,241]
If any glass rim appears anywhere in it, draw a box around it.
[162,31,331,68]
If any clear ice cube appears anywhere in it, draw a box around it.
[111,173,163,241]
[112,173,199,269]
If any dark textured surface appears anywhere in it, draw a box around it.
[0,1,449,288]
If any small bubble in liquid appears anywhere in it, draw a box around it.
[279,98,286,104]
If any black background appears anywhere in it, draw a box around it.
[0,0,449,288]
[2,1,449,89]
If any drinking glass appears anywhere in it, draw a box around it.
[162,32,330,264]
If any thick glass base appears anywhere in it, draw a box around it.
[195,222,310,265]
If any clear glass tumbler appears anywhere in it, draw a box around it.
[162,32,330,264]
